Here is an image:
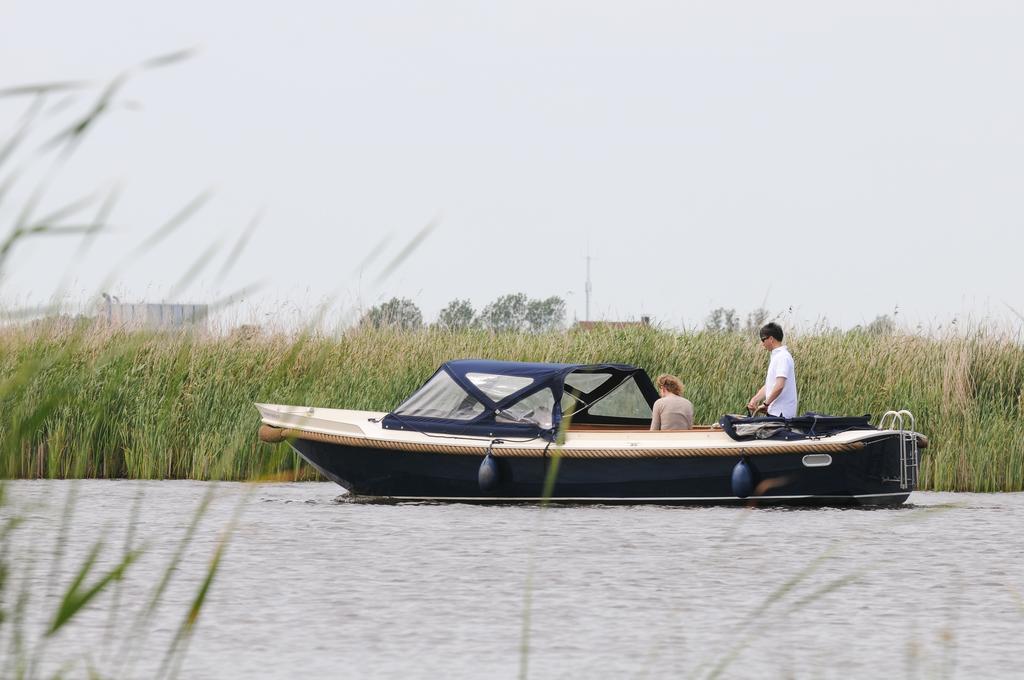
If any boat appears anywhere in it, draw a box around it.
[256,359,926,506]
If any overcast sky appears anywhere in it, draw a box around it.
[2,0,1022,331]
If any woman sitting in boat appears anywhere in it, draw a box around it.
[650,374,694,430]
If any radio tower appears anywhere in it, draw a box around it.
[585,249,592,321]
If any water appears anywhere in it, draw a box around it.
[3,481,1023,679]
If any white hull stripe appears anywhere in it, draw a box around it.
[351,492,910,502]
[267,426,869,458]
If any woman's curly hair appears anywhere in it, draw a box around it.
[655,374,684,396]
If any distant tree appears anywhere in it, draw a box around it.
[705,307,739,333]
[525,296,566,333]
[436,299,476,331]
[479,293,528,333]
[744,308,770,335]
[360,297,423,331]
[865,314,896,335]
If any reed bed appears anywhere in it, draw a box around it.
[1,322,1022,491]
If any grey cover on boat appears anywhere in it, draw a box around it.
[719,413,875,442]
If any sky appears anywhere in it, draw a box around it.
[1,0,1023,331]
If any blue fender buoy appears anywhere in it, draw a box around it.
[478,453,500,492]
[731,457,754,498]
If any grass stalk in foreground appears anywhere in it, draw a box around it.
[518,412,570,680]
[0,482,236,680]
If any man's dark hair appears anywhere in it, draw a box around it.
[759,322,783,342]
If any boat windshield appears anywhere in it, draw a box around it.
[497,388,555,428]
[587,376,653,419]
[564,372,612,393]
[466,372,534,401]
[393,371,486,421]
[561,371,653,422]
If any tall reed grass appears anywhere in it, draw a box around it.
[1,322,1021,491]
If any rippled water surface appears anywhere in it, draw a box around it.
[3,481,1023,679]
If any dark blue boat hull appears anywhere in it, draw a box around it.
[287,433,914,506]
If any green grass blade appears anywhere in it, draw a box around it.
[0,97,44,172]
[47,543,140,636]
[139,48,199,70]
[41,73,128,156]
[30,193,97,226]
[158,490,247,680]
[215,210,262,283]
[374,216,439,283]
[131,189,212,255]
[166,237,223,299]
[0,81,88,99]
[354,232,392,275]
[115,487,214,677]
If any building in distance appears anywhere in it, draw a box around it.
[100,294,208,331]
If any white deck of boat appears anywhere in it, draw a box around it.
[255,403,896,452]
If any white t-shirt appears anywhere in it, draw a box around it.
[765,345,798,418]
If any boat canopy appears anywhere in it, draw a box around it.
[381,359,659,441]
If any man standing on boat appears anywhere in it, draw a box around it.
[747,322,799,418]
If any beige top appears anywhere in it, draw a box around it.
[650,394,694,430]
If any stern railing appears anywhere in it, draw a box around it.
[879,410,919,490]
